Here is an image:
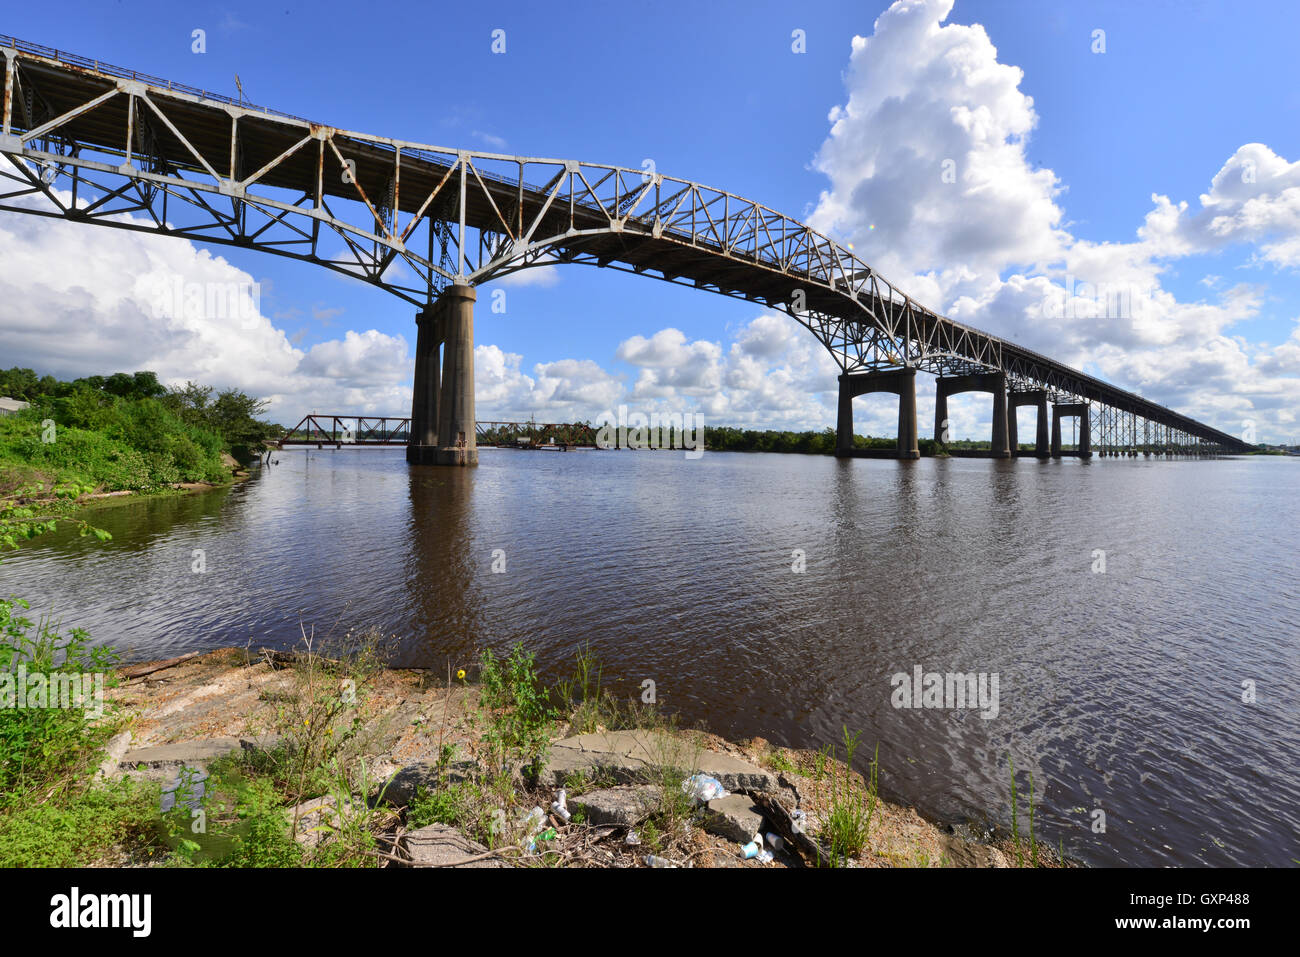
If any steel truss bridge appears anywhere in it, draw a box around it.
[0,36,1251,459]
[278,414,594,448]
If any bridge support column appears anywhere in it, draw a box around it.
[406,305,443,463]
[435,284,478,466]
[835,369,919,459]
[934,372,1010,457]
[408,284,477,466]
[1051,402,1092,458]
[1008,389,1050,457]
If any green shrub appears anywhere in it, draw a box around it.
[0,779,162,867]
[0,598,123,806]
[478,644,559,778]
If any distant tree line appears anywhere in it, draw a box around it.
[703,427,955,455]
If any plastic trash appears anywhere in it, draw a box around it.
[625,830,642,846]
[765,832,784,851]
[740,840,761,859]
[644,854,676,868]
[519,806,548,851]
[551,803,572,823]
[756,849,774,864]
[791,809,807,834]
[681,773,729,803]
[519,806,546,834]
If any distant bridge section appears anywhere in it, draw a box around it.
[0,35,1253,465]
[277,415,595,449]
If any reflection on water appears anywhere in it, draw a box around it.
[3,447,1298,866]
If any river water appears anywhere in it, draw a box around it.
[3,447,1297,867]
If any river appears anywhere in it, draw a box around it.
[3,446,1297,867]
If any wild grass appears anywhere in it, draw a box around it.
[0,777,163,867]
[1007,755,1047,868]
[818,727,879,866]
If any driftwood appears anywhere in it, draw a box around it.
[117,651,203,680]
[252,648,341,670]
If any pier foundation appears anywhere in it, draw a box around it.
[836,368,919,459]
[408,283,477,466]
[1051,402,1091,458]
[934,372,1010,457]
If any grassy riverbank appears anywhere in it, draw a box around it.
[0,367,279,505]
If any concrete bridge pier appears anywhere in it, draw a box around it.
[407,283,478,466]
[1051,402,1092,458]
[934,372,1010,457]
[407,305,443,460]
[836,368,919,459]
[1008,389,1050,457]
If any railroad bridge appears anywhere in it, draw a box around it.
[0,36,1252,464]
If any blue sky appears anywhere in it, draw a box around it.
[3,0,1299,440]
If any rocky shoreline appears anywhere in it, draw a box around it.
[97,646,1064,868]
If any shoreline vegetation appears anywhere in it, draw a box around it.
[0,367,277,507]
[0,631,1072,868]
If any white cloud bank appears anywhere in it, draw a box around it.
[807,0,1300,442]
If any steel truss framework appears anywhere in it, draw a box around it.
[279,414,410,446]
[0,36,1248,454]
[277,415,589,448]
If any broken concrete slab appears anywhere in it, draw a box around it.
[939,832,1010,868]
[704,793,765,843]
[376,759,477,807]
[571,785,661,827]
[400,824,506,867]
[96,730,133,780]
[119,734,282,780]
[542,730,776,792]
[694,750,778,793]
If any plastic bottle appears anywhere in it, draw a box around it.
[520,806,546,833]
[520,806,546,851]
